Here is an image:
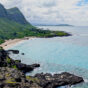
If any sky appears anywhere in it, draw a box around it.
[0,0,88,26]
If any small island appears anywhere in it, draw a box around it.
[34,24,73,26]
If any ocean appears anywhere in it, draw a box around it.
[9,26,88,88]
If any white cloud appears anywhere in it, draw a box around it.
[0,0,88,26]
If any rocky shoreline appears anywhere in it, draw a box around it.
[0,47,84,88]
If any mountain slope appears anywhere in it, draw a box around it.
[0,4,30,25]
[0,18,34,39]
[0,3,70,44]
[7,7,29,24]
[0,3,33,42]
[0,4,8,18]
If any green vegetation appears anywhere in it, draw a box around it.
[5,73,11,77]
[6,57,11,64]
[5,78,17,84]
[0,39,4,44]
[0,4,70,44]
[0,18,70,44]
[0,46,3,50]
[12,65,17,69]
[15,60,21,63]
[26,76,40,83]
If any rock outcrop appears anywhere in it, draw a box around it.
[0,47,40,73]
[0,47,84,88]
[0,67,84,88]
[34,72,83,88]
[0,67,41,88]
[7,50,19,54]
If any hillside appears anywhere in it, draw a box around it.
[0,4,8,18]
[0,3,29,24]
[0,3,71,44]
[7,7,29,24]
[0,18,32,38]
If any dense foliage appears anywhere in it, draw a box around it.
[0,18,70,44]
[0,4,70,44]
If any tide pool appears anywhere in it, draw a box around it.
[9,26,88,88]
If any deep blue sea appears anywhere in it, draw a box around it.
[9,26,88,88]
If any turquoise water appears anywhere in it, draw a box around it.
[9,26,88,88]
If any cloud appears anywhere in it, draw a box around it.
[0,0,88,26]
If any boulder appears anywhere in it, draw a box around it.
[15,63,40,73]
[21,53,25,55]
[7,50,19,54]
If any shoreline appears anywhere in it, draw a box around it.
[0,37,35,50]
[0,47,84,88]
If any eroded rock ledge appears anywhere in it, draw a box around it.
[0,47,84,88]
[34,72,83,88]
[0,47,40,73]
[0,67,83,88]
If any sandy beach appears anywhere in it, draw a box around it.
[0,37,34,50]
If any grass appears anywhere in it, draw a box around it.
[6,57,11,64]
[5,78,17,84]
[11,65,17,69]
[26,76,40,83]
[0,39,4,44]
[5,73,11,77]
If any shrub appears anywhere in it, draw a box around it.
[6,57,11,64]
[12,65,17,69]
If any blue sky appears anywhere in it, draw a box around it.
[77,0,88,6]
[0,0,88,26]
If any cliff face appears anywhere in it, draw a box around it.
[0,4,29,24]
[0,4,8,18]
[7,7,29,24]
[0,3,34,42]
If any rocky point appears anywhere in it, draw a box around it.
[0,47,84,88]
